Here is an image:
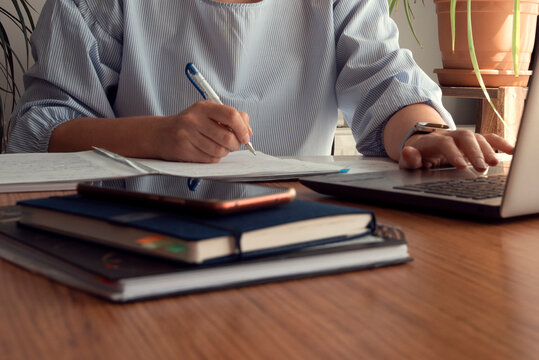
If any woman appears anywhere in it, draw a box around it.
[7,0,513,171]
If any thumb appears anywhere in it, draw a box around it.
[399,146,423,169]
[239,112,252,136]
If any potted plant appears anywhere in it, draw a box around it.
[390,0,539,85]
[389,0,539,137]
[1,0,35,152]
[433,0,539,88]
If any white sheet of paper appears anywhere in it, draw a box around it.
[135,151,345,181]
[0,151,140,192]
[0,150,512,193]
[0,150,344,192]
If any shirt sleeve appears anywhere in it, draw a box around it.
[333,0,454,156]
[6,0,123,153]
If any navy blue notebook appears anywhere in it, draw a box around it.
[18,195,375,264]
[0,208,410,302]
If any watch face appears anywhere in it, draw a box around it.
[416,122,451,131]
[416,121,449,130]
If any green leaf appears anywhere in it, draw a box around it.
[513,0,520,76]
[19,1,36,31]
[10,0,31,68]
[404,0,422,47]
[388,0,398,15]
[0,22,16,93]
[450,0,457,51]
[389,0,422,47]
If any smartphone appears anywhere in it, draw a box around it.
[77,174,296,214]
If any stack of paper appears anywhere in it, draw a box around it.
[0,150,345,193]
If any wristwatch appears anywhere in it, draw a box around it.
[400,122,450,152]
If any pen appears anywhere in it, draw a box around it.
[185,62,256,156]
[92,147,160,174]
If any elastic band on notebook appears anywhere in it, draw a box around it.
[231,230,244,259]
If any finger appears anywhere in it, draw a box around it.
[419,134,468,169]
[198,101,251,145]
[475,133,499,166]
[399,146,423,169]
[183,145,222,163]
[190,130,232,160]
[483,133,515,155]
[450,131,488,171]
[175,108,242,152]
[240,112,253,136]
[195,119,243,152]
[164,137,223,163]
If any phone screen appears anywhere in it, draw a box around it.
[77,174,296,214]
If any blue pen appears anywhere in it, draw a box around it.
[185,63,256,156]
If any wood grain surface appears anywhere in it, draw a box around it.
[1,185,539,360]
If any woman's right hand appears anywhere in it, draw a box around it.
[49,100,252,163]
[154,100,252,163]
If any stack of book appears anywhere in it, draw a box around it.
[0,195,412,302]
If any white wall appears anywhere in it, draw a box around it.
[1,0,474,127]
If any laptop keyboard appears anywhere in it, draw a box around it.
[394,175,507,200]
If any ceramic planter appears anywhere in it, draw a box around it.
[434,0,539,87]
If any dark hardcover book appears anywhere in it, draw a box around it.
[0,206,412,303]
[18,195,375,263]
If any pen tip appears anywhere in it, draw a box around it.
[246,142,256,156]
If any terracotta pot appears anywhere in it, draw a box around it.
[434,68,532,86]
[434,0,539,87]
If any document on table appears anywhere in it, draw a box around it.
[0,150,345,193]
[134,151,344,181]
[0,151,141,192]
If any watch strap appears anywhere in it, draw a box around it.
[399,122,450,153]
[400,127,429,153]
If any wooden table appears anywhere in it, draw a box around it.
[2,185,539,360]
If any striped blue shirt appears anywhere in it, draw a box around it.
[7,0,453,156]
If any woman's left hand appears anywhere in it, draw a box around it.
[398,130,514,171]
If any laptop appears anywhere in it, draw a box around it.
[300,61,539,219]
